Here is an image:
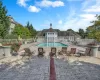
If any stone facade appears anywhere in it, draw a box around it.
[8,16,18,34]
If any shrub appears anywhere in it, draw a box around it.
[11,43,21,53]
[4,34,18,39]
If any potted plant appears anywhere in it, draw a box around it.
[11,43,21,56]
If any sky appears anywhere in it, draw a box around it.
[2,0,100,31]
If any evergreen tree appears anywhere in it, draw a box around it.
[67,29,74,32]
[26,21,30,29]
[29,24,37,37]
[0,0,10,38]
[26,22,37,37]
[78,28,85,38]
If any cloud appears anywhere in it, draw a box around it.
[55,12,96,31]
[28,5,41,12]
[36,0,64,7]
[79,14,96,21]
[17,0,41,13]
[61,18,89,31]
[16,0,99,30]
[84,6,100,13]
[60,13,96,31]
[67,7,76,19]
[17,0,64,13]
[81,0,94,9]
[17,0,29,7]
[57,0,98,31]
[67,0,83,1]
[82,0,100,12]
[58,20,62,24]
[60,0,99,31]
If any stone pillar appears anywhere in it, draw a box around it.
[1,46,11,57]
[0,47,4,58]
[90,45,100,58]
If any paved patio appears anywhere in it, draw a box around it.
[0,57,50,80]
[0,56,100,80]
[55,58,100,80]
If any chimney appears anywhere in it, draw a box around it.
[50,23,52,32]
[50,23,52,28]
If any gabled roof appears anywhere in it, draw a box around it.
[37,29,81,38]
[8,16,18,25]
[37,24,81,38]
[42,28,60,32]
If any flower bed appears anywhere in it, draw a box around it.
[2,43,22,46]
[87,42,97,46]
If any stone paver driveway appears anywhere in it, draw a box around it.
[0,57,100,80]
[0,57,50,80]
[55,58,100,80]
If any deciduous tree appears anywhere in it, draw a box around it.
[86,15,100,41]
[12,24,31,39]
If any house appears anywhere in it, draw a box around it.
[8,16,18,34]
[37,23,81,42]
